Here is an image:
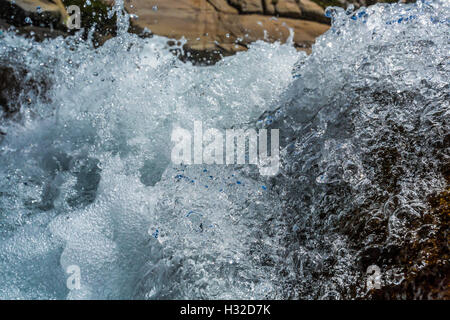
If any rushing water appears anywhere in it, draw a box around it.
[0,1,448,299]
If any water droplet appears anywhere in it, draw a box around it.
[346,5,355,15]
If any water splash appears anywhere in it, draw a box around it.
[0,0,448,299]
[0,13,299,298]
[268,0,449,299]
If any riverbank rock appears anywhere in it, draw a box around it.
[0,0,71,42]
[125,0,330,62]
[0,66,21,117]
[229,0,264,13]
[0,17,68,41]
[0,0,408,62]
[0,64,50,120]
[0,0,68,30]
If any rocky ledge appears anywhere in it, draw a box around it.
[0,0,69,40]
[0,0,407,61]
[125,0,331,60]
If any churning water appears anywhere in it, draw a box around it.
[0,1,448,299]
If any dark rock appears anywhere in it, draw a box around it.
[0,0,68,31]
[252,37,449,299]
[0,66,21,117]
[0,18,67,41]
[0,60,51,119]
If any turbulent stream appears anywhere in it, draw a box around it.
[0,1,448,299]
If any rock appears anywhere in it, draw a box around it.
[0,0,72,42]
[228,0,264,13]
[219,13,328,48]
[0,0,329,61]
[61,0,129,47]
[0,0,68,30]
[0,64,50,118]
[125,0,329,61]
[260,84,449,299]
[126,0,220,51]
[0,0,408,62]
[298,0,329,24]
[0,66,21,117]
[275,0,302,18]
[0,0,128,46]
[207,0,239,13]
[0,18,67,40]
[0,1,69,120]
[0,1,68,121]
[263,0,276,15]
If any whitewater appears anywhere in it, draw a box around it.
[0,1,448,299]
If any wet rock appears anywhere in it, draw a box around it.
[61,0,142,47]
[125,0,329,60]
[228,0,264,13]
[0,64,50,119]
[67,157,102,208]
[274,0,303,18]
[367,185,449,300]
[0,66,21,117]
[0,1,68,121]
[253,26,448,298]
[208,0,239,13]
[0,0,73,43]
[0,0,68,31]
[0,18,67,40]
[298,0,330,24]
[0,0,413,62]
[0,0,145,46]
[263,0,276,14]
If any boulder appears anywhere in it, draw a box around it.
[0,66,21,117]
[0,0,330,62]
[275,0,302,18]
[263,0,276,15]
[0,0,68,30]
[207,0,239,13]
[0,17,67,41]
[0,64,50,118]
[218,13,328,48]
[228,0,264,13]
[298,0,329,24]
[125,0,329,60]
[0,0,68,119]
